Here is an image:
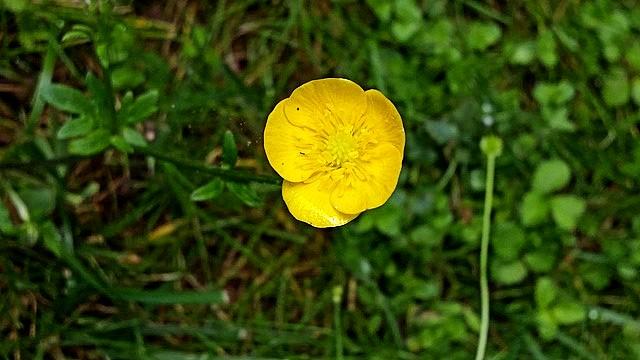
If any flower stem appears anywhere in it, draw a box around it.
[475,136,501,360]
[332,286,344,360]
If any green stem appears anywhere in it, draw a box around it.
[95,11,118,133]
[333,286,344,360]
[0,148,282,185]
[135,146,282,185]
[475,153,496,360]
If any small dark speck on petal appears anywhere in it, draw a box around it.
[296,107,300,111]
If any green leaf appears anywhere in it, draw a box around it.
[227,182,262,207]
[366,0,393,22]
[41,83,92,114]
[40,221,63,257]
[467,22,502,50]
[509,41,535,65]
[18,221,39,246]
[551,302,585,324]
[121,127,147,147]
[532,159,571,194]
[626,42,640,70]
[409,224,442,247]
[536,29,557,68]
[110,135,134,153]
[632,77,640,106]
[553,27,578,51]
[0,202,16,235]
[580,262,611,290]
[61,24,92,45]
[535,277,557,308]
[521,192,550,226]
[391,0,422,42]
[533,81,574,106]
[543,107,575,132]
[524,250,556,273]
[113,288,227,305]
[18,187,55,220]
[222,130,238,168]
[492,222,526,260]
[491,260,528,285]
[111,66,145,90]
[68,129,111,156]
[550,195,586,231]
[555,82,576,103]
[537,309,558,340]
[3,0,27,12]
[119,89,159,125]
[602,68,630,107]
[57,115,95,139]
[85,72,110,126]
[617,262,637,280]
[191,178,224,202]
[425,120,458,144]
[372,204,403,237]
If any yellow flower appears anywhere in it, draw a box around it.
[264,78,405,228]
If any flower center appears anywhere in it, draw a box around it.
[325,130,359,167]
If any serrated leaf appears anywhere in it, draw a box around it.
[191,178,224,201]
[550,195,586,231]
[227,182,262,207]
[222,130,238,167]
[41,83,92,114]
[57,115,94,139]
[532,159,571,194]
[68,129,111,155]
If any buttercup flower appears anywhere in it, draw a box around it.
[264,78,404,228]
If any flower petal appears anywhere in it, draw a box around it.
[282,177,359,228]
[264,99,322,182]
[331,143,403,214]
[362,89,405,153]
[284,78,367,130]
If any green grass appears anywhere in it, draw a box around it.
[1,0,640,359]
